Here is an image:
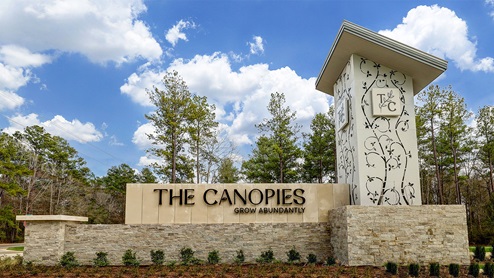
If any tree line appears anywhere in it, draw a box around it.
[0,72,493,244]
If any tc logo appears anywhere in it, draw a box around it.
[372,88,401,116]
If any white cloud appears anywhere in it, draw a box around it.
[4,113,103,143]
[0,90,24,111]
[125,52,332,148]
[0,45,52,68]
[0,61,31,111]
[0,63,31,91]
[120,69,162,107]
[379,5,494,72]
[248,36,264,55]
[165,20,196,47]
[0,0,162,64]
[132,122,155,149]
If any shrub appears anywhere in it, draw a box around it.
[306,253,317,264]
[207,250,220,264]
[0,255,23,270]
[326,257,336,266]
[234,250,245,264]
[474,245,486,261]
[150,250,164,266]
[429,262,440,277]
[93,252,109,267]
[408,263,420,277]
[60,252,79,268]
[485,262,494,278]
[469,263,480,277]
[286,246,301,263]
[385,261,397,275]
[448,263,460,277]
[180,247,199,265]
[256,249,275,264]
[122,249,140,266]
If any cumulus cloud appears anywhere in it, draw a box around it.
[4,113,103,143]
[0,90,24,111]
[132,122,155,149]
[248,36,264,55]
[120,69,162,107]
[124,52,332,150]
[379,5,494,72]
[0,0,162,112]
[0,45,52,68]
[165,20,196,47]
[0,62,31,111]
[0,0,162,64]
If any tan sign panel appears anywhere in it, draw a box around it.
[125,183,349,224]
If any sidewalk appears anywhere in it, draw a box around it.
[0,243,23,258]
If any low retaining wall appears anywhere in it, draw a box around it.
[328,205,470,266]
[22,221,331,265]
[18,205,470,266]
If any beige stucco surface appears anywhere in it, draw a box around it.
[125,183,349,224]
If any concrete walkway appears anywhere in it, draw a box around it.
[0,243,23,258]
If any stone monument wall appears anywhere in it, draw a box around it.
[328,205,470,266]
[24,221,331,265]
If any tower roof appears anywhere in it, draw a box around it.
[315,21,447,96]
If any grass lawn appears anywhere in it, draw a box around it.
[6,246,24,251]
[470,246,493,252]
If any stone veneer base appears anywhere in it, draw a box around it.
[20,205,470,266]
[328,205,470,266]
[22,222,331,266]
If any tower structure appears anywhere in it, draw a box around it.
[316,21,447,205]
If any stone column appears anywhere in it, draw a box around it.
[16,215,88,265]
[316,21,447,205]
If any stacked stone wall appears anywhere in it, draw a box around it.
[328,205,470,266]
[21,205,470,266]
[34,222,331,265]
[23,221,67,265]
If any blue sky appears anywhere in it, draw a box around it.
[0,0,493,177]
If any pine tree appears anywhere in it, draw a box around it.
[301,107,336,183]
[476,106,494,196]
[215,157,240,183]
[242,92,301,183]
[188,94,218,184]
[145,71,194,183]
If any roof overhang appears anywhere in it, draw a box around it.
[315,21,448,96]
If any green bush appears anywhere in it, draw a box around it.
[234,250,245,264]
[326,257,336,266]
[150,250,164,266]
[207,250,220,264]
[286,246,301,263]
[408,263,420,277]
[93,252,109,267]
[180,247,199,265]
[485,262,494,278]
[306,253,317,264]
[448,263,460,277]
[256,249,275,264]
[60,252,79,268]
[474,245,486,261]
[429,262,440,277]
[122,249,140,266]
[385,261,397,275]
[469,263,480,277]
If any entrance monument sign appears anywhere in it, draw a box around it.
[316,21,447,205]
[17,21,470,267]
[125,183,348,224]
[320,21,469,266]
